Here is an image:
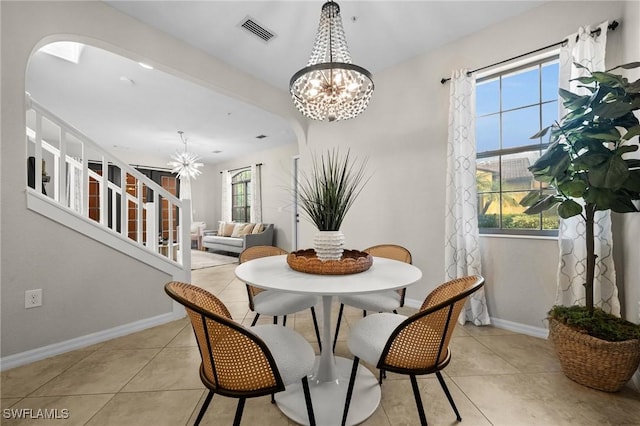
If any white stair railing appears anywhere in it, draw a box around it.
[25,95,190,268]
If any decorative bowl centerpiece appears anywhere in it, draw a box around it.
[287,249,373,275]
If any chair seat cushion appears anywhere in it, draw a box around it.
[339,290,401,312]
[347,312,407,366]
[252,325,315,386]
[253,291,320,316]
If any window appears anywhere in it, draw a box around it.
[231,169,251,222]
[476,56,560,235]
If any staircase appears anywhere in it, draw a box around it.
[25,94,191,278]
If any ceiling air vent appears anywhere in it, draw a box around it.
[239,17,276,43]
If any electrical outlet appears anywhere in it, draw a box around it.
[25,289,42,308]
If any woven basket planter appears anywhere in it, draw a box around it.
[548,318,640,392]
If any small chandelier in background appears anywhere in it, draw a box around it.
[290,1,374,122]
[168,131,203,180]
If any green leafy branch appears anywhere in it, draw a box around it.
[521,62,640,221]
[519,61,640,312]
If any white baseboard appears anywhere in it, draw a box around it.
[489,317,549,339]
[404,297,549,340]
[406,298,640,389]
[0,310,186,371]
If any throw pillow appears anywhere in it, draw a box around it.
[240,223,255,235]
[252,223,263,234]
[223,222,236,237]
[231,223,247,237]
[217,221,225,235]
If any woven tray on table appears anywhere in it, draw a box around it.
[286,249,373,275]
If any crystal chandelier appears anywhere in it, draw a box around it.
[290,1,374,122]
[168,131,203,180]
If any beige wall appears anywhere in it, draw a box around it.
[0,1,302,358]
[300,1,633,330]
[2,0,638,360]
[190,143,299,251]
[618,0,640,324]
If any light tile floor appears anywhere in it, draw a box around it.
[2,263,639,425]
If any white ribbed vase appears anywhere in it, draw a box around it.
[313,230,345,261]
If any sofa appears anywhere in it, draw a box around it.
[202,222,274,255]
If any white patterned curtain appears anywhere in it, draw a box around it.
[444,69,491,326]
[221,170,232,222]
[556,22,619,315]
[250,163,262,223]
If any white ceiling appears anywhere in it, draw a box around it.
[25,1,545,166]
[26,44,296,165]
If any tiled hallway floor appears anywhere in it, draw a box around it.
[2,263,639,425]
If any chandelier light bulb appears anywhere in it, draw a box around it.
[290,1,374,122]
[168,131,203,180]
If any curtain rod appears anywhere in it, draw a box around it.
[440,20,619,84]
[220,163,263,174]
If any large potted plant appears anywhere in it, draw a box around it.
[521,62,640,391]
[298,149,369,261]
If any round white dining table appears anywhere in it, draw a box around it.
[235,254,422,426]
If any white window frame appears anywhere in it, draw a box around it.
[475,52,560,236]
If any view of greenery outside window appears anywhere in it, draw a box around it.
[231,169,251,222]
[476,56,560,235]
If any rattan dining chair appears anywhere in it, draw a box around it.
[341,275,485,426]
[165,281,316,426]
[239,246,322,349]
[333,244,412,352]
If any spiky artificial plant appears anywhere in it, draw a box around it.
[298,149,369,231]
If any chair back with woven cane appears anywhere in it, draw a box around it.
[333,244,413,352]
[341,275,484,426]
[364,244,412,263]
[239,246,288,311]
[380,275,484,374]
[364,244,412,305]
[165,281,284,398]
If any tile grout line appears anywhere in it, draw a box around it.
[447,375,496,426]
[82,321,196,425]
[467,333,524,373]
[111,320,192,394]
[19,349,97,400]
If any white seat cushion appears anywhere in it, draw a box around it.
[251,325,315,385]
[253,291,320,316]
[338,290,401,312]
[347,312,407,366]
[202,235,243,247]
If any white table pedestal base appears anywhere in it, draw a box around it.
[275,356,380,426]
